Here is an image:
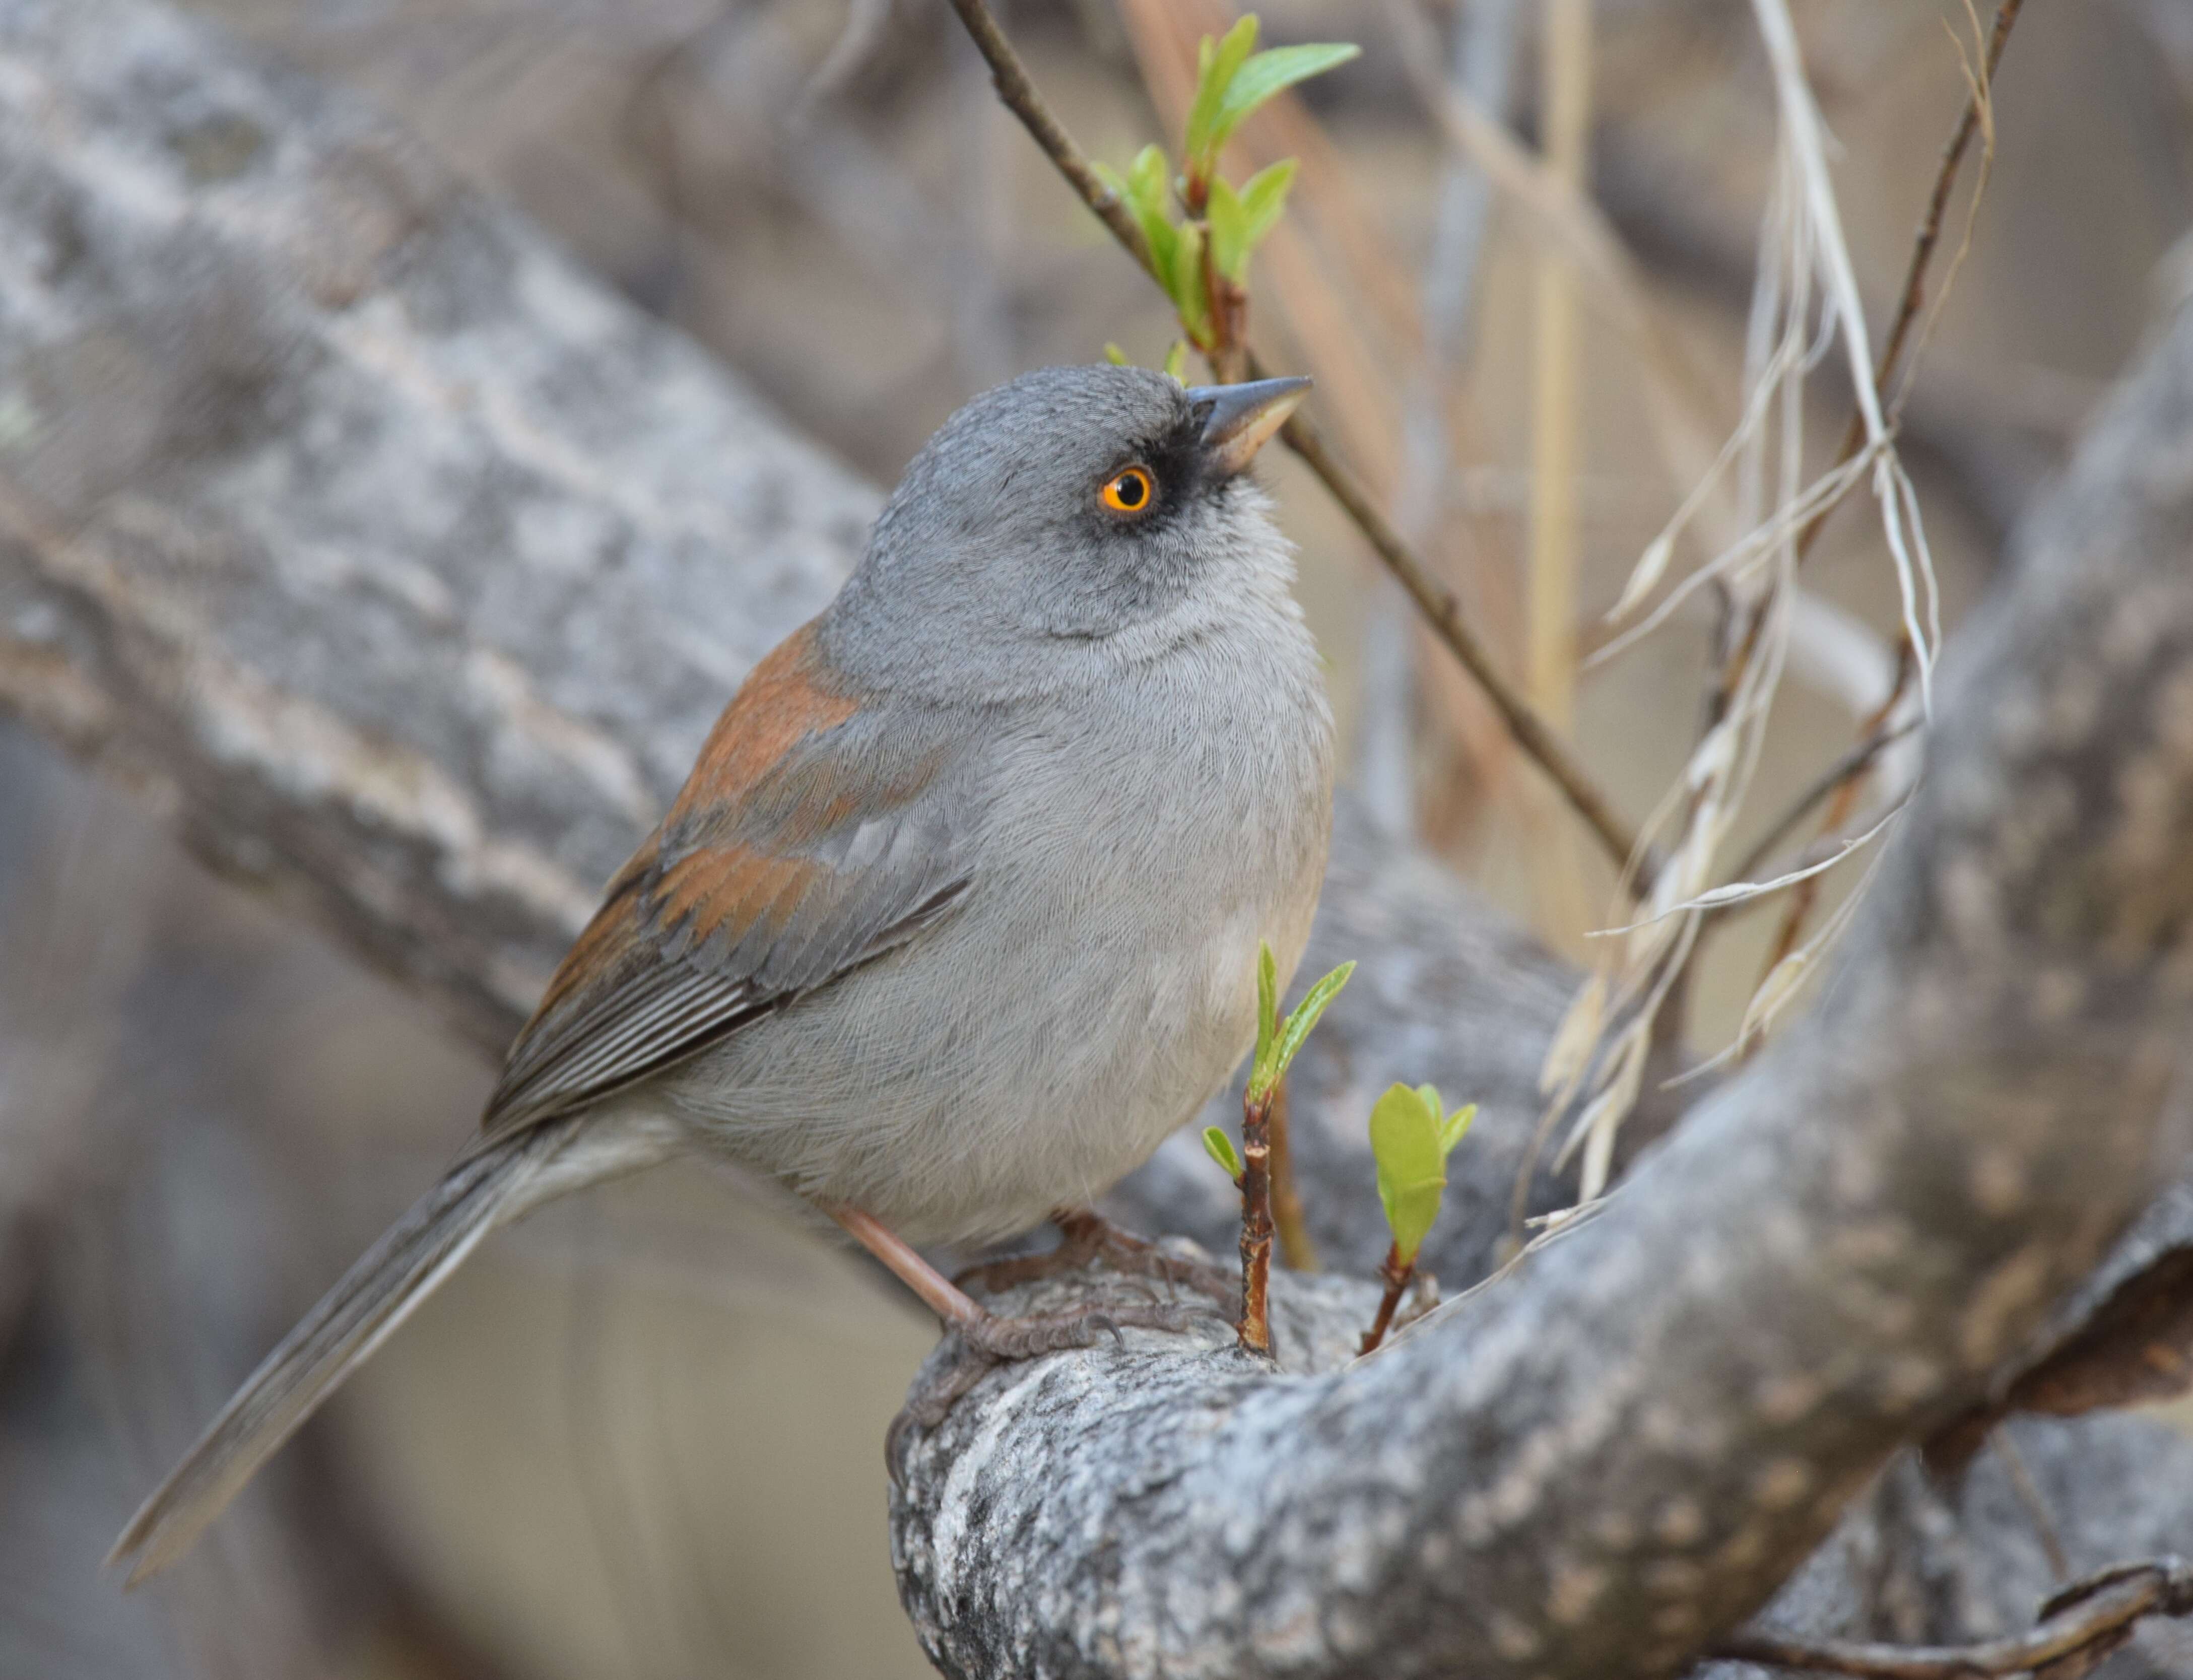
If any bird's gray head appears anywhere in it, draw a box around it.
[823,365,1309,699]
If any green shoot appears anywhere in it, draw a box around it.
[1090,15,1356,358]
[1368,1084,1478,1268]
[1203,1125,1243,1183]
[1247,941,1353,1107]
[1180,19,1356,208]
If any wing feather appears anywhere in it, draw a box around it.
[480,623,975,1140]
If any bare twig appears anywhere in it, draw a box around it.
[941,0,1150,268]
[1236,1085,1275,1355]
[940,0,1641,877]
[1266,388,1644,874]
[1992,1425,2071,1586]
[1267,1079,1320,1272]
[1357,1243,1413,1355]
[1712,1557,2193,1678]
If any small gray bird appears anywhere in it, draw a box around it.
[112,365,1334,1581]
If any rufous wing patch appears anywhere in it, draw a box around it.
[669,621,861,827]
[653,845,820,947]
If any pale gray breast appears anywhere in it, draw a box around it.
[658,597,1332,1239]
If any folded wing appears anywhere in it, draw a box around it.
[482,623,975,1139]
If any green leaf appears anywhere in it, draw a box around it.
[1166,219,1211,342]
[1104,342,1131,366]
[1439,1101,1478,1157]
[1105,144,1185,305]
[1207,174,1250,283]
[1266,960,1353,1090]
[1206,42,1360,158]
[1235,157,1297,249]
[1162,340,1190,383]
[1252,940,1278,1090]
[1184,15,1261,171]
[1250,958,1353,1103]
[1368,1083,1446,1265]
[1124,143,1170,218]
[1203,1125,1242,1181]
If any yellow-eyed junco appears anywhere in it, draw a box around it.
[112,365,1333,1580]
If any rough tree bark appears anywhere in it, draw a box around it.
[2,2,2192,1676]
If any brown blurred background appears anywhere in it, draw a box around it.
[4,0,2190,1674]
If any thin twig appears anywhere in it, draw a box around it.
[1237,1086,1275,1355]
[942,0,1150,268]
[1265,388,1643,873]
[1712,1557,2193,1678]
[941,0,1641,877]
[1993,1422,2071,1586]
[1267,1078,1320,1271]
[1358,1243,1413,1354]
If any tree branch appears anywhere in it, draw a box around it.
[1714,1556,2193,1678]
[888,304,2193,1676]
[0,0,877,1052]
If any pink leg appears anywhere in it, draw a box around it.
[831,1205,985,1328]
[833,1203,1178,1354]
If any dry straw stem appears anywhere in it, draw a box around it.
[1266,1078,1320,1271]
[1381,0,1740,578]
[1529,0,1998,1211]
[941,0,1642,876]
[1744,0,2020,968]
[1712,1557,2193,1679]
[1521,0,1596,947]
[1526,0,1591,739]
[1791,0,2025,571]
[1751,642,1916,991]
[1723,709,1921,893]
[1693,0,2017,735]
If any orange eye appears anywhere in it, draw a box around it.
[1100,465,1155,514]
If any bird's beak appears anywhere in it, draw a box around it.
[1187,376,1312,478]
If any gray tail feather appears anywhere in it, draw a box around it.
[109,1120,575,1584]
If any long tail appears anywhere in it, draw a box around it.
[110,1116,610,1584]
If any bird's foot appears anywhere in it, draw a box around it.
[956,1208,1238,1310]
[888,1295,1210,1475]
